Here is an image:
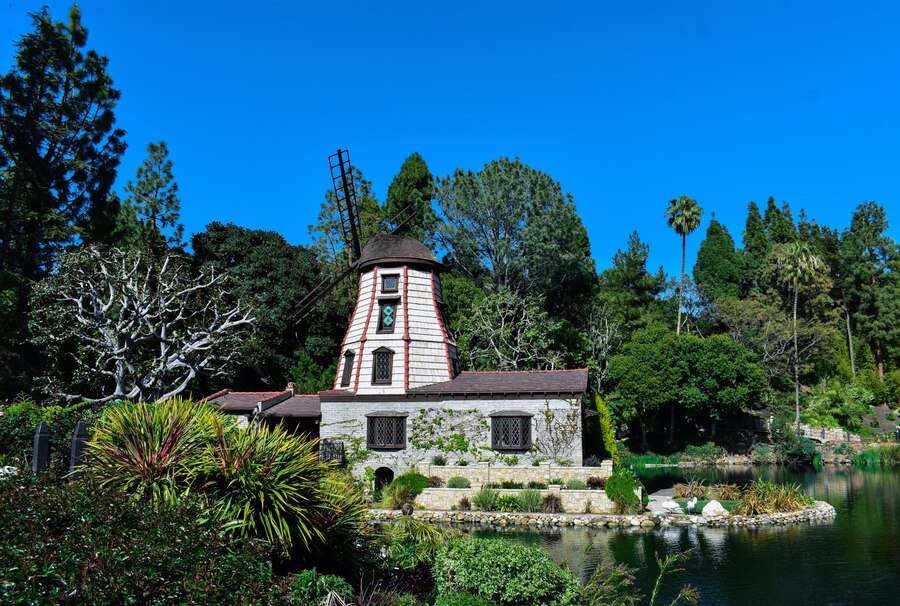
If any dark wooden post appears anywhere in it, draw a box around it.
[69,420,88,478]
[32,420,50,474]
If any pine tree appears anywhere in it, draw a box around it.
[0,5,126,278]
[121,141,184,248]
[694,218,743,302]
[764,197,796,244]
[384,152,437,244]
[742,201,769,293]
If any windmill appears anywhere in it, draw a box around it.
[294,149,416,323]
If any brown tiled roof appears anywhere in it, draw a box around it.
[407,369,589,397]
[259,395,321,418]
[358,233,441,271]
[202,390,287,414]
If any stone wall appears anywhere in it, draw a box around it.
[415,460,613,487]
[320,397,587,477]
[414,486,614,514]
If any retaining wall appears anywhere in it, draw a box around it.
[415,486,614,514]
[415,460,613,488]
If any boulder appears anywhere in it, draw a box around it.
[661,499,682,513]
[702,500,728,517]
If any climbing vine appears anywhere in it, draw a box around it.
[410,407,490,464]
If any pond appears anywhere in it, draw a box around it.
[469,466,899,606]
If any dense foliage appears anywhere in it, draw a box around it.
[434,538,580,606]
[0,479,294,605]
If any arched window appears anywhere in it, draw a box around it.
[340,350,355,387]
[372,347,394,385]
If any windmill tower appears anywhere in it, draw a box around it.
[334,232,459,394]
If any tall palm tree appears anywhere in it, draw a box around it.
[665,195,703,336]
[772,241,825,430]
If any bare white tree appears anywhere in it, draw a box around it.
[585,304,622,393]
[533,399,581,464]
[31,246,253,402]
[459,289,562,371]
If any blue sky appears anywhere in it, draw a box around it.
[2,1,898,278]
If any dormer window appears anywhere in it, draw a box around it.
[340,350,355,387]
[382,274,399,293]
[372,347,394,384]
[377,299,398,333]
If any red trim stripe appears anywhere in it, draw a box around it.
[403,266,410,391]
[355,268,378,392]
[333,273,364,389]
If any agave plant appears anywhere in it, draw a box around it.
[196,421,326,550]
[83,398,220,503]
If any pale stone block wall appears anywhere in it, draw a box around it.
[413,486,615,514]
[320,397,587,478]
[414,460,613,487]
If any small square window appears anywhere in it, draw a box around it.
[491,415,532,450]
[367,415,406,449]
[382,274,399,293]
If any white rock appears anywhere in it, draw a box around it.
[662,499,682,513]
[702,500,728,517]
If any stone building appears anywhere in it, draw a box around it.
[204,234,589,487]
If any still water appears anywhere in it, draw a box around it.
[471,466,898,606]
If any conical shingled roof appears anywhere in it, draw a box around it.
[358,233,441,271]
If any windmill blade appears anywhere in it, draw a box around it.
[294,260,360,323]
[328,149,362,262]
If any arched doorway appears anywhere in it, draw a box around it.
[374,466,394,491]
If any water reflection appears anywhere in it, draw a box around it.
[467,466,898,606]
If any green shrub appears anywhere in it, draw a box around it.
[435,591,496,606]
[519,489,542,513]
[387,484,416,509]
[380,514,457,569]
[583,454,603,467]
[499,480,524,489]
[292,568,354,604]
[683,441,725,463]
[433,454,448,466]
[385,471,430,499]
[565,478,587,490]
[549,477,564,485]
[527,480,548,489]
[541,493,562,513]
[496,494,521,512]
[434,538,579,606]
[447,476,471,488]
[0,478,293,605]
[594,395,621,468]
[751,443,773,464]
[605,473,641,514]
[472,487,499,511]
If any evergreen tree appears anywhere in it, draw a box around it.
[840,202,900,383]
[0,5,126,398]
[384,152,437,244]
[742,201,769,293]
[0,6,126,279]
[764,197,796,244]
[596,231,668,335]
[694,218,743,302]
[120,141,184,248]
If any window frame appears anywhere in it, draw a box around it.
[371,347,394,385]
[366,412,407,449]
[376,298,400,334]
[340,350,355,387]
[490,412,533,451]
[381,274,400,293]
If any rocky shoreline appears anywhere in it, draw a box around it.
[369,500,836,529]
